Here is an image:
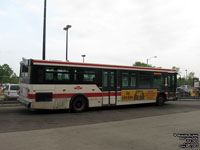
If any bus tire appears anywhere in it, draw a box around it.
[156,95,165,106]
[70,96,87,113]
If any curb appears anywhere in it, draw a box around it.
[0,103,21,107]
[0,99,21,107]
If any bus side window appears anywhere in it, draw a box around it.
[45,68,54,81]
[122,72,129,88]
[130,73,136,88]
[122,72,136,89]
[110,72,115,87]
[83,71,95,82]
[153,73,163,89]
[57,69,70,81]
[139,73,152,89]
[103,72,108,87]
[73,69,96,83]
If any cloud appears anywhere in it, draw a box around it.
[15,0,42,14]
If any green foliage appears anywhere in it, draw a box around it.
[185,72,195,86]
[133,62,152,67]
[177,77,195,87]
[0,64,19,84]
[173,65,196,87]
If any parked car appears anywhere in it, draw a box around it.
[3,84,19,100]
[179,85,192,93]
[176,87,190,97]
[176,85,192,97]
[195,87,200,96]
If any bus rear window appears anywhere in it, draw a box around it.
[21,65,29,77]
[20,62,30,84]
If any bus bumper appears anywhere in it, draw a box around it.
[17,98,31,108]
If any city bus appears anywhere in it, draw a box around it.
[18,58,177,112]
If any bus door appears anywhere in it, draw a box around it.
[165,74,176,98]
[102,70,117,105]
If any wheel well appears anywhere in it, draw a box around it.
[70,94,89,108]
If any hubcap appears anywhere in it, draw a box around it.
[75,100,84,109]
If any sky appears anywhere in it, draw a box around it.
[0,0,200,78]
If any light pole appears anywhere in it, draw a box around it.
[147,56,157,65]
[81,55,86,63]
[42,0,47,60]
[63,25,72,61]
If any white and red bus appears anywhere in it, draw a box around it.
[18,58,177,112]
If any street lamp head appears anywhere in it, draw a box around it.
[147,56,157,65]
[81,55,86,58]
[63,25,72,31]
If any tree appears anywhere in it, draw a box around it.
[0,64,18,84]
[186,72,195,86]
[173,65,196,87]
[133,61,152,67]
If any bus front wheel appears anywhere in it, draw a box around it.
[156,95,165,106]
[70,96,87,113]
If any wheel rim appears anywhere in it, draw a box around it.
[75,100,84,109]
[74,99,85,111]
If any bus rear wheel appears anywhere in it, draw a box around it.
[156,95,165,106]
[70,96,87,113]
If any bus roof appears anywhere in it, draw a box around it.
[26,59,177,73]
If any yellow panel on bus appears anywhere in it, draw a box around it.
[121,90,157,101]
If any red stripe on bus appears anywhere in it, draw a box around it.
[53,93,75,98]
[32,60,176,72]
[28,92,121,99]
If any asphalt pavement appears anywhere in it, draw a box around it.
[0,100,200,150]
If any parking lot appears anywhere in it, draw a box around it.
[0,100,200,150]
